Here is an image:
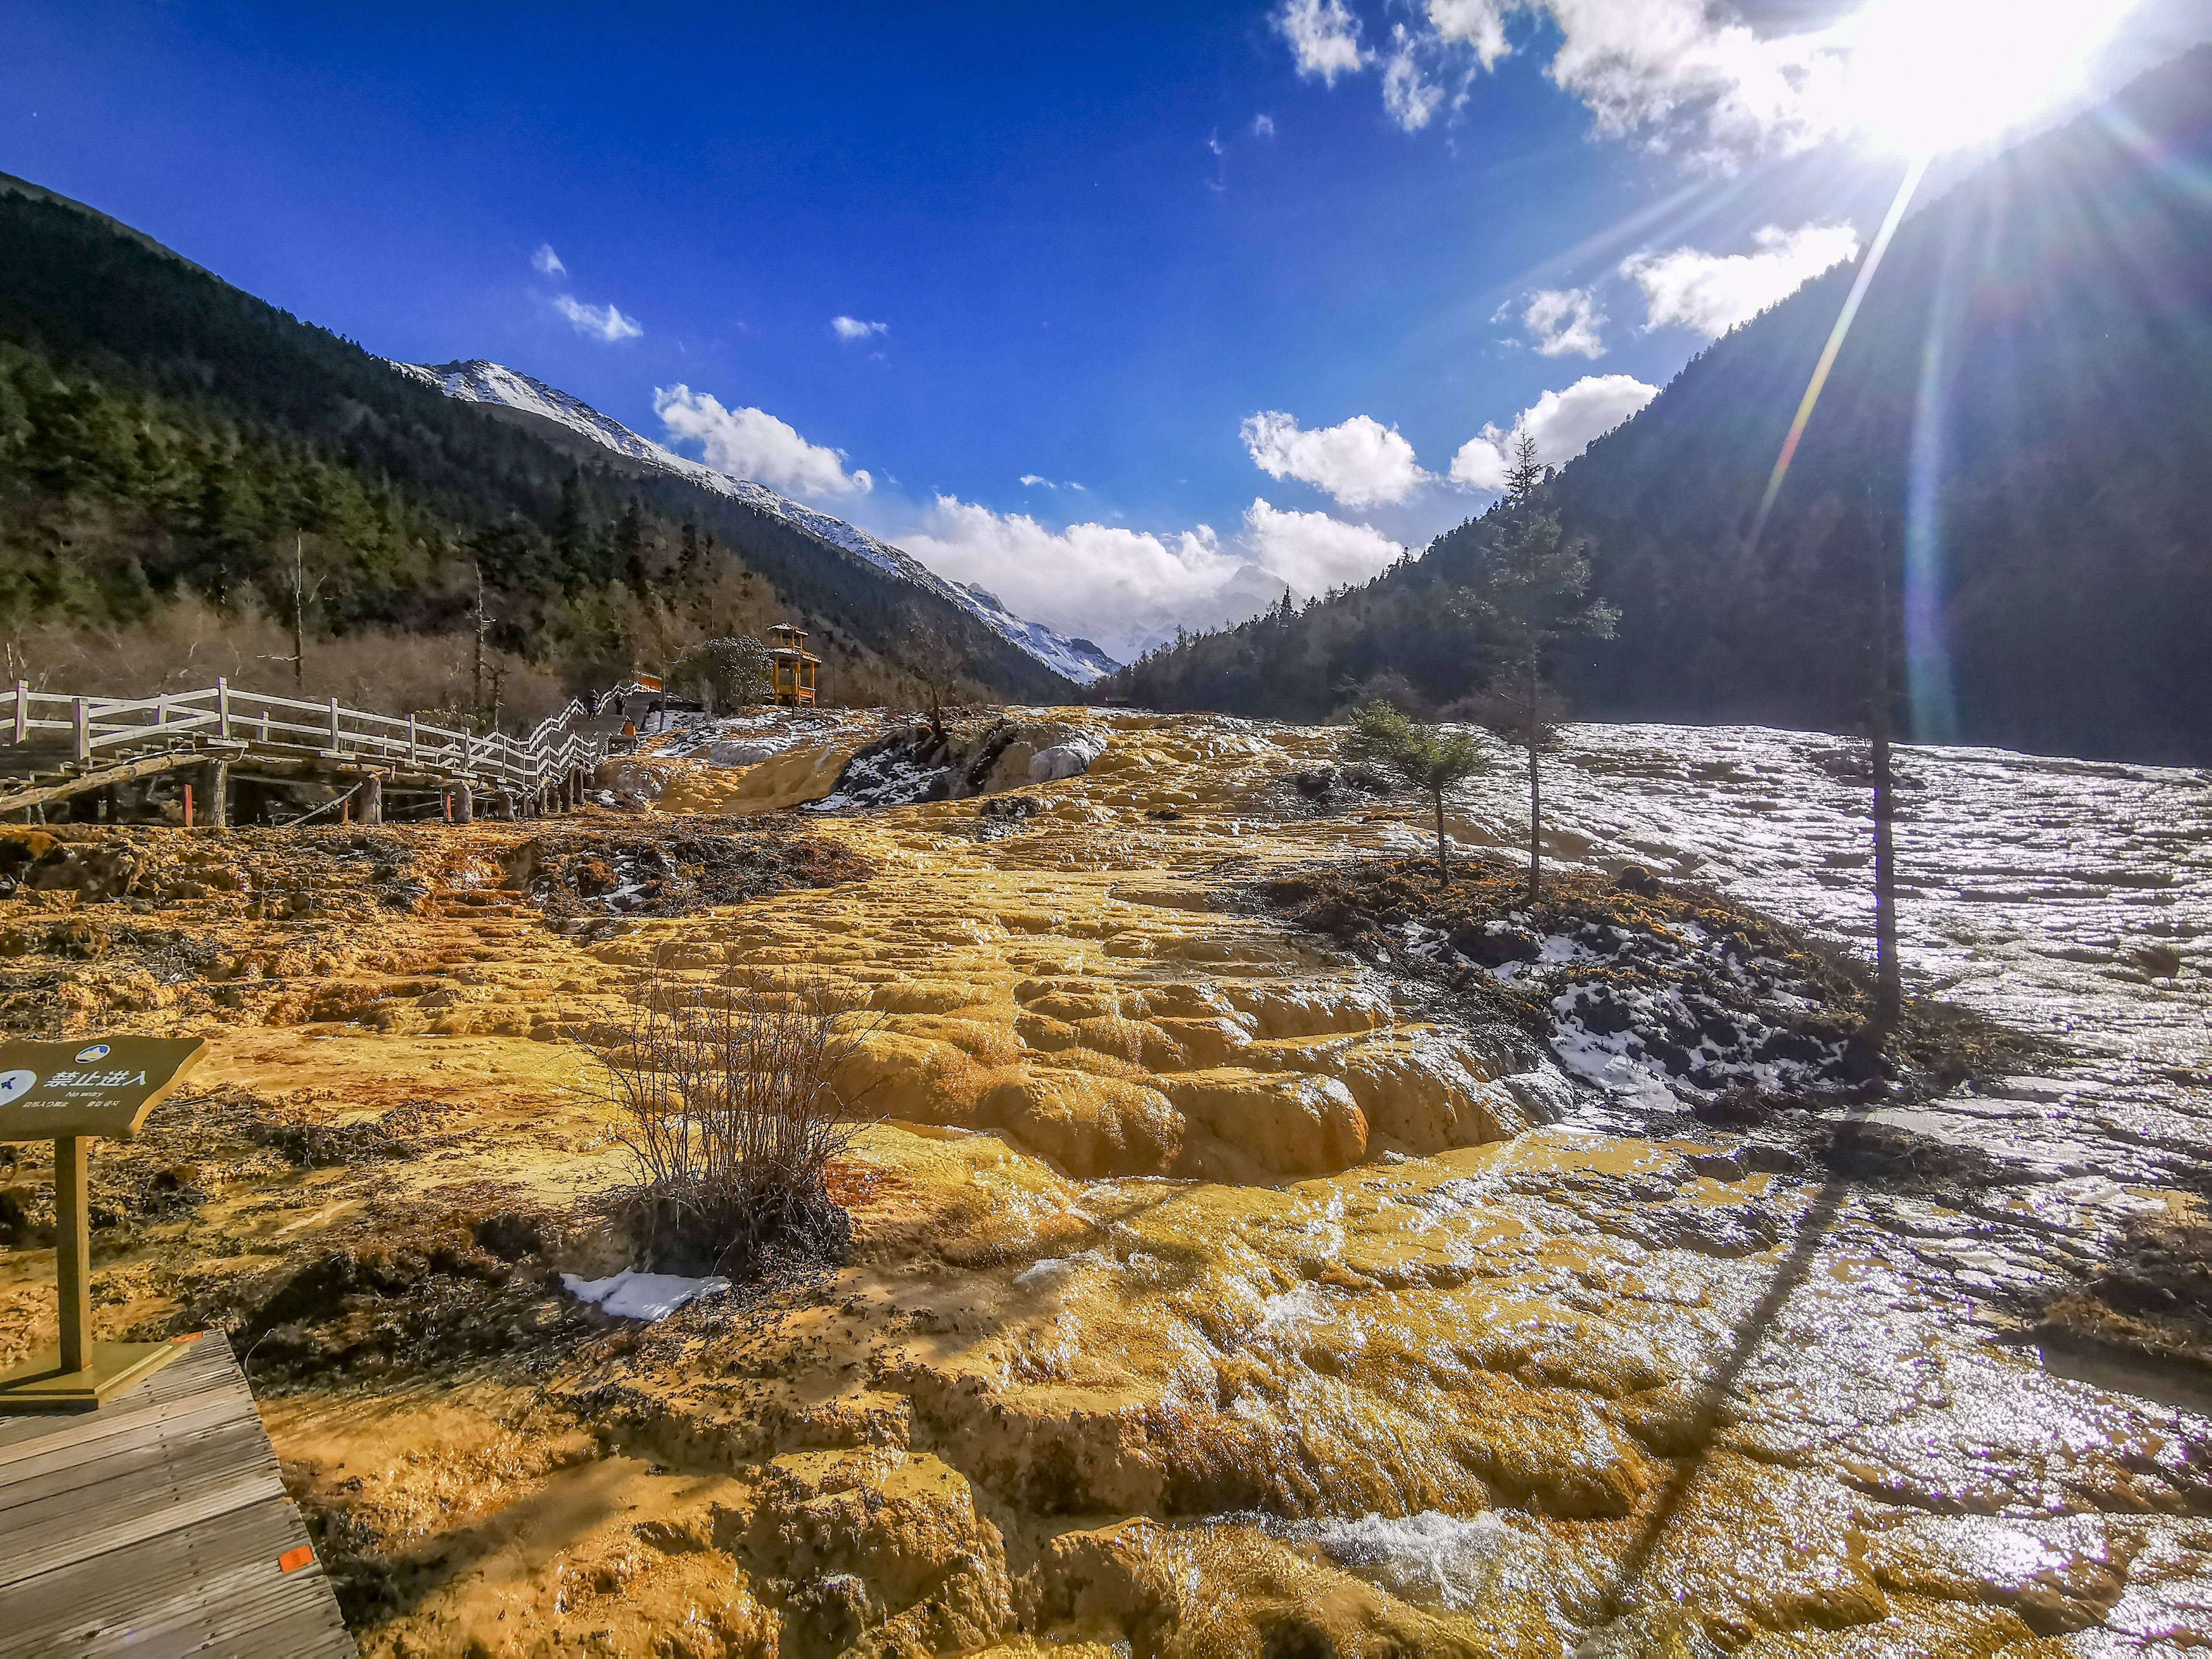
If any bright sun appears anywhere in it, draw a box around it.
[1837,0,2142,155]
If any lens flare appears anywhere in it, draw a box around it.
[1838,0,2142,156]
[1747,155,1928,553]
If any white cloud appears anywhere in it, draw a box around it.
[1523,286,1605,357]
[1383,28,1448,130]
[1020,474,1054,488]
[531,243,566,277]
[1427,0,1510,69]
[1449,372,1658,488]
[884,493,1401,660]
[1253,112,1278,138]
[831,316,888,341]
[1536,0,1849,162]
[1621,222,1861,337]
[896,498,1252,660]
[654,385,871,498]
[1274,0,1371,83]
[1241,410,1429,508]
[552,294,642,341]
[1243,499,1402,593]
[1356,1,1934,167]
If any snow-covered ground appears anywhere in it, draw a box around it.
[1430,722,2212,1182]
[387,359,1118,684]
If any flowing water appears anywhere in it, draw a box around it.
[6,712,2208,1654]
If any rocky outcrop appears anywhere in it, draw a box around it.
[819,718,1107,809]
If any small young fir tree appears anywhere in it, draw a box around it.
[1339,701,1491,886]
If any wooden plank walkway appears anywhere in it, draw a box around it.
[0,1333,355,1658]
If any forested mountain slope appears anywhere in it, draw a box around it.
[1106,49,2212,763]
[0,172,1077,707]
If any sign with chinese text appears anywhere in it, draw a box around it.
[0,1037,209,1141]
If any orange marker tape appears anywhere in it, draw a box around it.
[278,1546,315,1573]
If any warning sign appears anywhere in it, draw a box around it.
[0,1037,208,1141]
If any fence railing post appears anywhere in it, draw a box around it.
[408,713,419,766]
[73,698,89,764]
[12,681,25,746]
[327,697,341,750]
[216,677,230,739]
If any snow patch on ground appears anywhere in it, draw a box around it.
[560,1268,731,1321]
[1262,1510,1529,1611]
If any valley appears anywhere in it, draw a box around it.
[2,711,2206,1655]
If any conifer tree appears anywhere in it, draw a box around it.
[1341,702,1490,885]
[1457,449,1616,905]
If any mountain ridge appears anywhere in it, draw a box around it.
[0,172,1083,708]
[391,358,1118,684]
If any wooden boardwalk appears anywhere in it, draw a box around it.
[0,676,620,823]
[0,1334,354,1657]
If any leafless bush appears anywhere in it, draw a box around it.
[0,597,567,725]
[577,975,880,1278]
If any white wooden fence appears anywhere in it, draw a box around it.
[4,677,610,791]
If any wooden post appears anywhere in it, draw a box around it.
[12,680,25,745]
[184,785,193,829]
[408,713,420,766]
[454,781,474,825]
[54,1137,90,1376]
[73,698,89,765]
[204,759,229,829]
[215,675,231,739]
[326,697,341,750]
[360,772,384,825]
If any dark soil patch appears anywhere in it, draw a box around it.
[502,824,872,922]
[173,1192,603,1388]
[1258,855,2044,1113]
[2034,1211,2212,1376]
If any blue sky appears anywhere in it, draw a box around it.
[6,1,2205,657]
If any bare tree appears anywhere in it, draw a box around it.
[673,635,774,715]
[576,974,881,1277]
[904,622,969,744]
[1863,502,1904,1042]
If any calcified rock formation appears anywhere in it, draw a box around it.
[0,710,2207,1655]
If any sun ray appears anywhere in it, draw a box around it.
[1747,155,1928,553]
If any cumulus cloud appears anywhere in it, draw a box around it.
[1253,112,1278,138]
[1427,0,1511,68]
[531,243,566,277]
[1523,287,1606,357]
[1243,499,1402,593]
[654,385,871,497]
[886,492,1402,660]
[1304,0,1902,166]
[1383,28,1448,130]
[1242,410,1429,508]
[1449,372,1658,488]
[1019,474,1052,488]
[1274,0,1370,83]
[830,316,888,341]
[1621,222,1862,337]
[553,294,642,341]
[1537,0,1849,161]
[896,499,1252,659]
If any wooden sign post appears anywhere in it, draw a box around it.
[0,1036,208,1413]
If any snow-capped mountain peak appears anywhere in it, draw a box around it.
[388,359,1118,684]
